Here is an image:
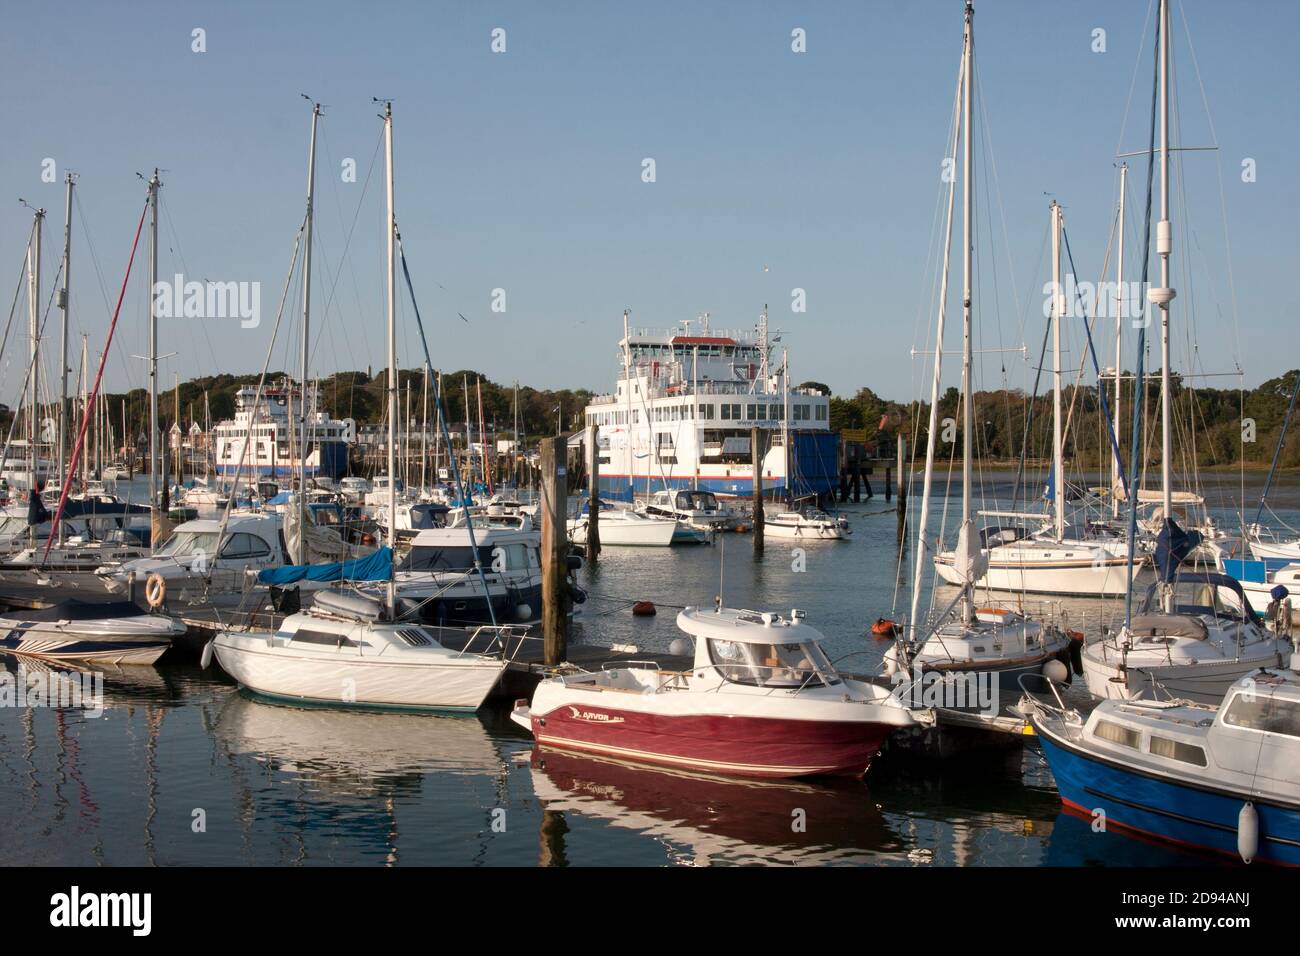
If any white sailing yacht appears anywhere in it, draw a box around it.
[933,201,1141,597]
[1081,0,1289,701]
[886,1,1069,697]
[211,101,511,709]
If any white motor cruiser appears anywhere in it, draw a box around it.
[211,589,514,712]
[763,509,848,540]
[568,499,677,547]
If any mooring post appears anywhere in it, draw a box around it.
[896,436,908,544]
[540,436,569,665]
[752,426,765,555]
[585,423,600,561]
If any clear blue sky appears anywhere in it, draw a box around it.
[1,0,1295,411]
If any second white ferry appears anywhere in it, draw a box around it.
[212,380,355,480]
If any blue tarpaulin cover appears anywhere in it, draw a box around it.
[257,546,393,585]
[1154,517,1202,583]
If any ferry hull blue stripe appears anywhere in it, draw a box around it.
[1038,730,1300,865]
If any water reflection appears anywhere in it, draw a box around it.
[211,693,512,865]
[528,747,899,866]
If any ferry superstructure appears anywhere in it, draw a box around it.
[212,380,353,480]
[583,314,837,500]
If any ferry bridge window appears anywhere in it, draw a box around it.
[1222,692,1300,738]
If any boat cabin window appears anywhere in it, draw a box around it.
[675,490,718,511]
[1148,735,1208,766]
[1221,692,1300,739]
[706,639,838,688]
[1093,719,1141,750]
[221,533,273,560]
[157,530,221,558]
[400,545,494,573]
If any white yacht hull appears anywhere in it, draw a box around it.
[568,516,676,547]
[935,550,1139,597]
[763,521,846,540]
[1249,538,1300,561]
[1081,644,1287,705]
[213,634,506,711]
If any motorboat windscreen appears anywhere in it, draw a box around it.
[706,638,840,688]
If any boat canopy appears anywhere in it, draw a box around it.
[1140,569,1259,621]
[677,606,825,645]
[258,546,393,586]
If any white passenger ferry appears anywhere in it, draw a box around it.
[211,379,355,480]
[583,314,838,500]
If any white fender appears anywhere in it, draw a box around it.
[1237,801,1259,864]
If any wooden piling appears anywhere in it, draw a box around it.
[540,437,569,665]
[751,427,764,555]
[585,424,600,560]
[896,437,908,545]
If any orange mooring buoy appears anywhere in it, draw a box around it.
[632,601,657,617]
[871,618,899,639]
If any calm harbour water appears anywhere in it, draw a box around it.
[0,469,1294,866]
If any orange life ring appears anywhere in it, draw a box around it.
[144,573,167,609]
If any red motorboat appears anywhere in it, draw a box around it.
[513,605,916,779]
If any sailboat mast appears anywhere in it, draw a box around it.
[298,101,320,564]
[80,337,88,484]
[379,104,395,546]
[421,360,429,493]
[1051,200,1065,540]
[383,101,397,614]
[1112,163,1127,518]
[58,175,73,504]
[1156,0,1174,525]
[148,170,161,509]
[907,15,962,634]
[623,309,633,501]
[959,0,974,621]
[27,206,44,515]
[463,373,472,488]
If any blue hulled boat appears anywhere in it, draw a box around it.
[1032,670,1300,865]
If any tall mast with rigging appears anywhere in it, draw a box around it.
[147,170,161,511]
[382,100,397,615]
[907,5,963,633]
[1051,200,1065,542]
[298,100,320,563]
[58,174,74,516]
[27,205,44,529]
[1112,163,1127,519]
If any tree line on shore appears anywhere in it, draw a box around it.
[1,367,1294,473]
